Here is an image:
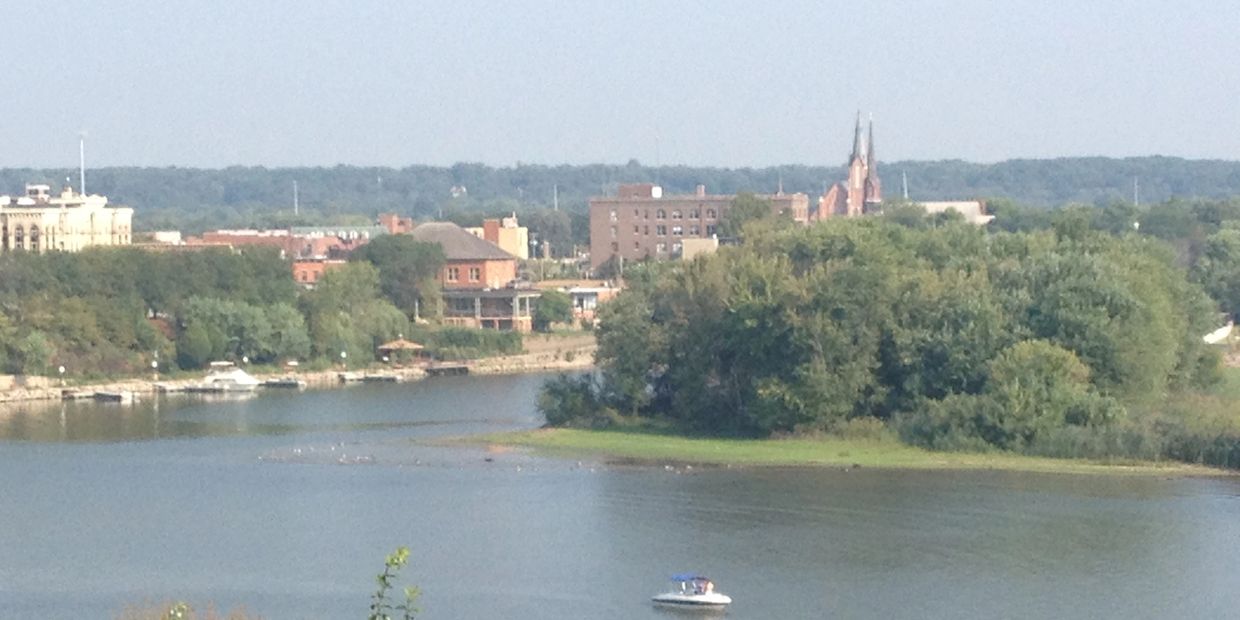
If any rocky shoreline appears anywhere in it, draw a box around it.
[0,343,595,405]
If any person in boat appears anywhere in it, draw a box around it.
[704,580,714,594]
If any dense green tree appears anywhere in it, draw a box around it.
[301,263,409,362]
[570,217,1217,444]
[882,202,930,229]
[176,322,214,369]
[537,373,607,427]
[717,193,789,240]
[593,287,663,414]
[351,235,445,318]
[1192,228,1240,318]
[532,290,573,332]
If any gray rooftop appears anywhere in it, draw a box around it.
[410,222,516,261]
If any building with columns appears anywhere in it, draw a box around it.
[410,222,539,332]
[0,184,133,252]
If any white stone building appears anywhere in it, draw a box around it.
[0,184,133,252]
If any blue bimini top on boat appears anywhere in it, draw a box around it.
[671,573,709,582]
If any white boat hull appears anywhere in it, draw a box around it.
[651,592,732,609]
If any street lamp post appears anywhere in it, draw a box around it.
[58,365,65,388]
[151,360,159,381]
[340,350,348,370]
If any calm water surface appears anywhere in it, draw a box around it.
[1,374,1238,619]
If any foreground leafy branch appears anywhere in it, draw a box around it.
[368,547,421,620]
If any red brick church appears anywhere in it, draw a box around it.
[815,112,882,219]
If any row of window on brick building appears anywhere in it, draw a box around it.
[445,266,483,283]
[607,240,684,255]
[610,223,718,238]
[608,208,718,223]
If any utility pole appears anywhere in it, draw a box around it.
[1133,177,1140,208]
[553,184,559,211]
[293,180,300,216]
[79,132,86,195]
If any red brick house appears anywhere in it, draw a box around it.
[410,222,539,332]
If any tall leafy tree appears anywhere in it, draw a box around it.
[351,235,445,319]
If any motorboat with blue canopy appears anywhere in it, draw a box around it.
[651,574,732,609]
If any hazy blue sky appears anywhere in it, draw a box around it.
[4,0,1238,168]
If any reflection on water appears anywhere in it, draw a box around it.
[0,377,539,442]
[1,373,1239,620]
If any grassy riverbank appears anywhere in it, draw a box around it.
[472,428,1232,476]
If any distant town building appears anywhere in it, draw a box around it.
[680,237,720,261]
[185,220,389,285]
[410,222,538,332]
[0,184,133,252]
[534,279,620,325]
[149,231,183,245]
[289,225,389,242]
[816,112,881,219]
[192,229,298,253]
[292,258,348,287]
[466,214,529,259]
[915,200,994,225]
[378,213,415,235]
[588,183,809,270]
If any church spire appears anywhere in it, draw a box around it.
[866,114,876,171]
[851,110,864,161]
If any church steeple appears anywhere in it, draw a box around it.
[851,110,864,161]
[866,114,876,171]
[863,114,882,209]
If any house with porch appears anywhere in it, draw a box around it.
[410,222,539,332]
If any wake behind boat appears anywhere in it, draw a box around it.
[652,574,732,611]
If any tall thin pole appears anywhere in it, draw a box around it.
[293,181,300,216]
[79,133,86,195]
[902,171,909,200]
[1133,177,1139,207]
[553,184,559,211]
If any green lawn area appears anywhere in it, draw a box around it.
[464,428,1229,476]
[1210,365,1240,400]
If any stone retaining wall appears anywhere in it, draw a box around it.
[0,343,597,404]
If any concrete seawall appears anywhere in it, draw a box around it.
[0,343,596,404]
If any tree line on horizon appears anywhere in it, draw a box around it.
[6,156,1240,237]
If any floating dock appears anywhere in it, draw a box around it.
[263,377,308,389]
[425,363,470,377]
[93,391,136,403]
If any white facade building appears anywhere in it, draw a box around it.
[0,184,133,252]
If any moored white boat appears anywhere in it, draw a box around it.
[652,574,732,610]
[187,362,261,393]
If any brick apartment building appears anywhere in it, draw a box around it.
[588,183,809,270]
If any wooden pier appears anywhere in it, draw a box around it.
[425,363,470,377]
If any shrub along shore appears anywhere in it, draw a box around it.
[470,428,1234,477]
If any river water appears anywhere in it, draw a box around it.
[1,373,1238,619]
